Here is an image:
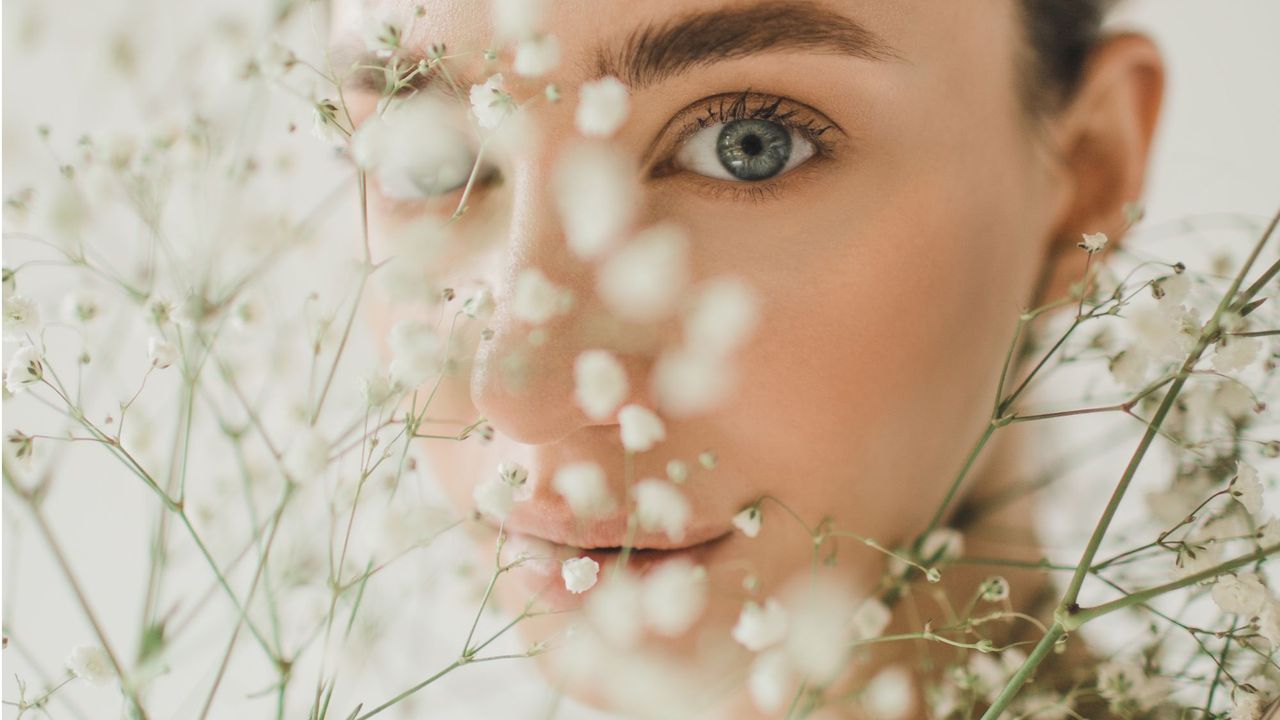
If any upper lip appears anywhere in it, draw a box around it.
[493,511,730,551]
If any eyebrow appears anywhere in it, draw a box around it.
[594,0,904,90]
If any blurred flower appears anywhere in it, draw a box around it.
[147,337,178,369]
[65,644,115,684]
[1078,231,1108,252]
[561,556,600,594]
[512,267,571,324]
[574,349,629,420]
[60,289,99,324]
[1211,573,1268,616]
[1213,335,1261,373]
[747,648,794,713]
[387,320,444,389]
[284,429,329,480]
[498,461,529,488]
[474,476,517,520]
[683,277,760,355]
[1231,461,1265,517]
[352,95,474,200]
[850,597,892,642]
[575,76,630,137]
[732,505,762,538]
[491,0,549,40]
[5,345,44,393]
[552,461,617,518]
[4,294,40,338]
[553,142,637,259]
[731,597,788,651]
[514,34,560,77]
[640,559,707,636]
[585,570,643,647]
[618,404,666,452]
[863,666,914,720]
[633,478,689,541]
[469,74,516,130]
[597,223,690,323]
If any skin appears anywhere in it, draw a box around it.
[332,0,1164,716]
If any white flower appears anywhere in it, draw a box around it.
[463,286,495,319]
[1078,231,1108,252]
[498,461,529,487]
[633,478,690,541]
[863,666,914,720]
[573,350,629,420]
[285,429,330,480]
[979,576,1010,602]
[61,289,99,324]
[783,574,859,678]
[388,320,444,389]
[4,294,40,338]
[473,476,516,520]
[1233,691,1267,720]
[683,277,759,355]
[575,76,630,137]
[1109,346,1149,389]
[491,0,548,40]
[850,597,892,642]
[1131,303,1201,362]
[469,73,516,130]
[514,34,560,77]
[147,337,179,369]
[512,267,570,324]
[553,142,637,259]
[1156,272,1190,305]
[561,556,600,593]
[1213,335,1262,374]
[5,345,44,393]
[732,505,762,538]
[311,100,344,146]
[666,459,689,483]
[1096,659,1169,713]
[352,95,474,200]
[1211,573,1268,616]
[65,644,115,684]
[731,597,788,651]
[640,559,707,636]
[1232,461,1265,517]
[1216,381,1257,420]
[1257,599,1280,648]
[585,570,643,647]
[597,223,689,322]
[618,404,666,452]
[358,369,395,407]
[747,648,794,714]
[651,346,734,417]
[552,461,616,518]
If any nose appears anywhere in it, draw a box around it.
[468,142,658,446]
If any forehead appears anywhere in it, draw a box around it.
[330,0,1021,95]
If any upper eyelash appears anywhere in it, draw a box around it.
[691,89,839,154]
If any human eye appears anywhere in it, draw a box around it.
[650,90,843,200]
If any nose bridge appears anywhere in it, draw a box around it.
[469,140,650,446]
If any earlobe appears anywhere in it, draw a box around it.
[1032,31,1165,308]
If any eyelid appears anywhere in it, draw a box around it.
[647,90,844,180]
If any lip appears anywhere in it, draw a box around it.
[498,511,731,551]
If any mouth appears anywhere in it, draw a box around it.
[485,519,735,575]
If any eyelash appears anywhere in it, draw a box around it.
[651,89,841,203]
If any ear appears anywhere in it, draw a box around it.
[1031,31,1165,308]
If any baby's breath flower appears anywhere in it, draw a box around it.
[1256,599,1280,648]
[863,666,915,720]
[513,34,560,77]
[497,461,529,488]
[1231,461,1265,517]
[462,286,495,319]
[553,142,637,259]
[698,450,717,469]
[1211,572,1269,616]
[561,556,600,594]
[5,345,44,393]
[573,349,628,421]
[4,294,41,338]
[732,505,762,538]
[552,461,616,518]
[640,559,707,636]
[633,478,690,541]
[850,596,892,642]
[1078,231,1108,252]
[387,320,444,389]
[491,0,549,40]
[310,99,344,146]
[469,73,516,130]
[731,597,788,651]
[1096,659,1170,714]
[511,267,571,324]
[147,337,178,369]
[1108,346,1149,389]
[652,346,734,417]
[473,476,516,520]
[585,570,643,647]
[979,575,1010,602]
[61,289,99,323]
[574,76,630,137]
[683,277,760,355]
[1213,335,1262,374]
[65,644,115,685]
[618,403,665,452]
[597,222,690,322]
[352,95,474,200]
[357,369,395,408]
[747,647,794,713]
[665,459,688,483]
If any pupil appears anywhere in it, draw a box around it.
[716,119,791,181]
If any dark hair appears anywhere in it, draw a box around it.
[1015,0,1121,118]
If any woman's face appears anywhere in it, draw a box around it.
[336,0,1068,710]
